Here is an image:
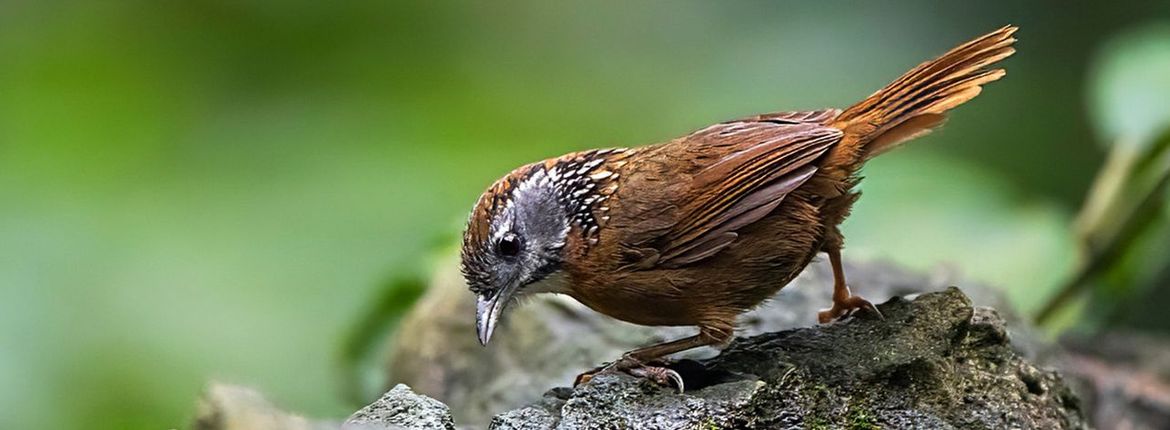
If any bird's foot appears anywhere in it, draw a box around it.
[817,294,883,324]
[626,363,685,393]
[574,356,685,393]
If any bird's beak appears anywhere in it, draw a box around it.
[476,275,527,346]
[476,291,506,346]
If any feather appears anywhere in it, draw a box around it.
[668,232,738,266]
[654,121,840,267]
[833,26,1016,160]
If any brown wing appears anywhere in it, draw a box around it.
[610,110,841,269]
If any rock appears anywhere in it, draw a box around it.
[346,384,456,430]
[385,255,1055,425]
[488,388,572,430]
[1059,331,1170,430]
[488,289,1088,429]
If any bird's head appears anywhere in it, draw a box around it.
[461,164,573,346]
[460,150,624,346]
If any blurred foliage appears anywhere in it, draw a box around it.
[1037,128,1170,327]
[1036,24,1170,327]
[848,153,1077,314]
[1,1,1169,429]
[1089,24,1170,146]
[337,275,426,405]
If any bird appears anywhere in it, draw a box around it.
[460,26,1017,392]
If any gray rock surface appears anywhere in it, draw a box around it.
[487,288,1086,429]
[346,384,456,430]
[1060,331,1170,430]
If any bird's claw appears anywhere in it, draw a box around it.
[573,367,603,386]
[574,357,685,393]
[818,294,883,324]
[627,365,685,393]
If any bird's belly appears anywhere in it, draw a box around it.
[570,263,807,327]
[572,290,705,326]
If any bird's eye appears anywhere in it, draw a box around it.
[496,233,522,258]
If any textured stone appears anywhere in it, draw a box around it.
[346,384,455,430]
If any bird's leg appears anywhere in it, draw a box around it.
[817,247,882,323]
[575,327,728,393]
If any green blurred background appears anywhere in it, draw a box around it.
[3,1,1170,429]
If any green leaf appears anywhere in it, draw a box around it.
[1089,23,1170,147]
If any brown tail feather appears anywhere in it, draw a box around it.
[831,25,1017,161]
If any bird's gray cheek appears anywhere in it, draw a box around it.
[494,265,527,299]
[492,266,515,289]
